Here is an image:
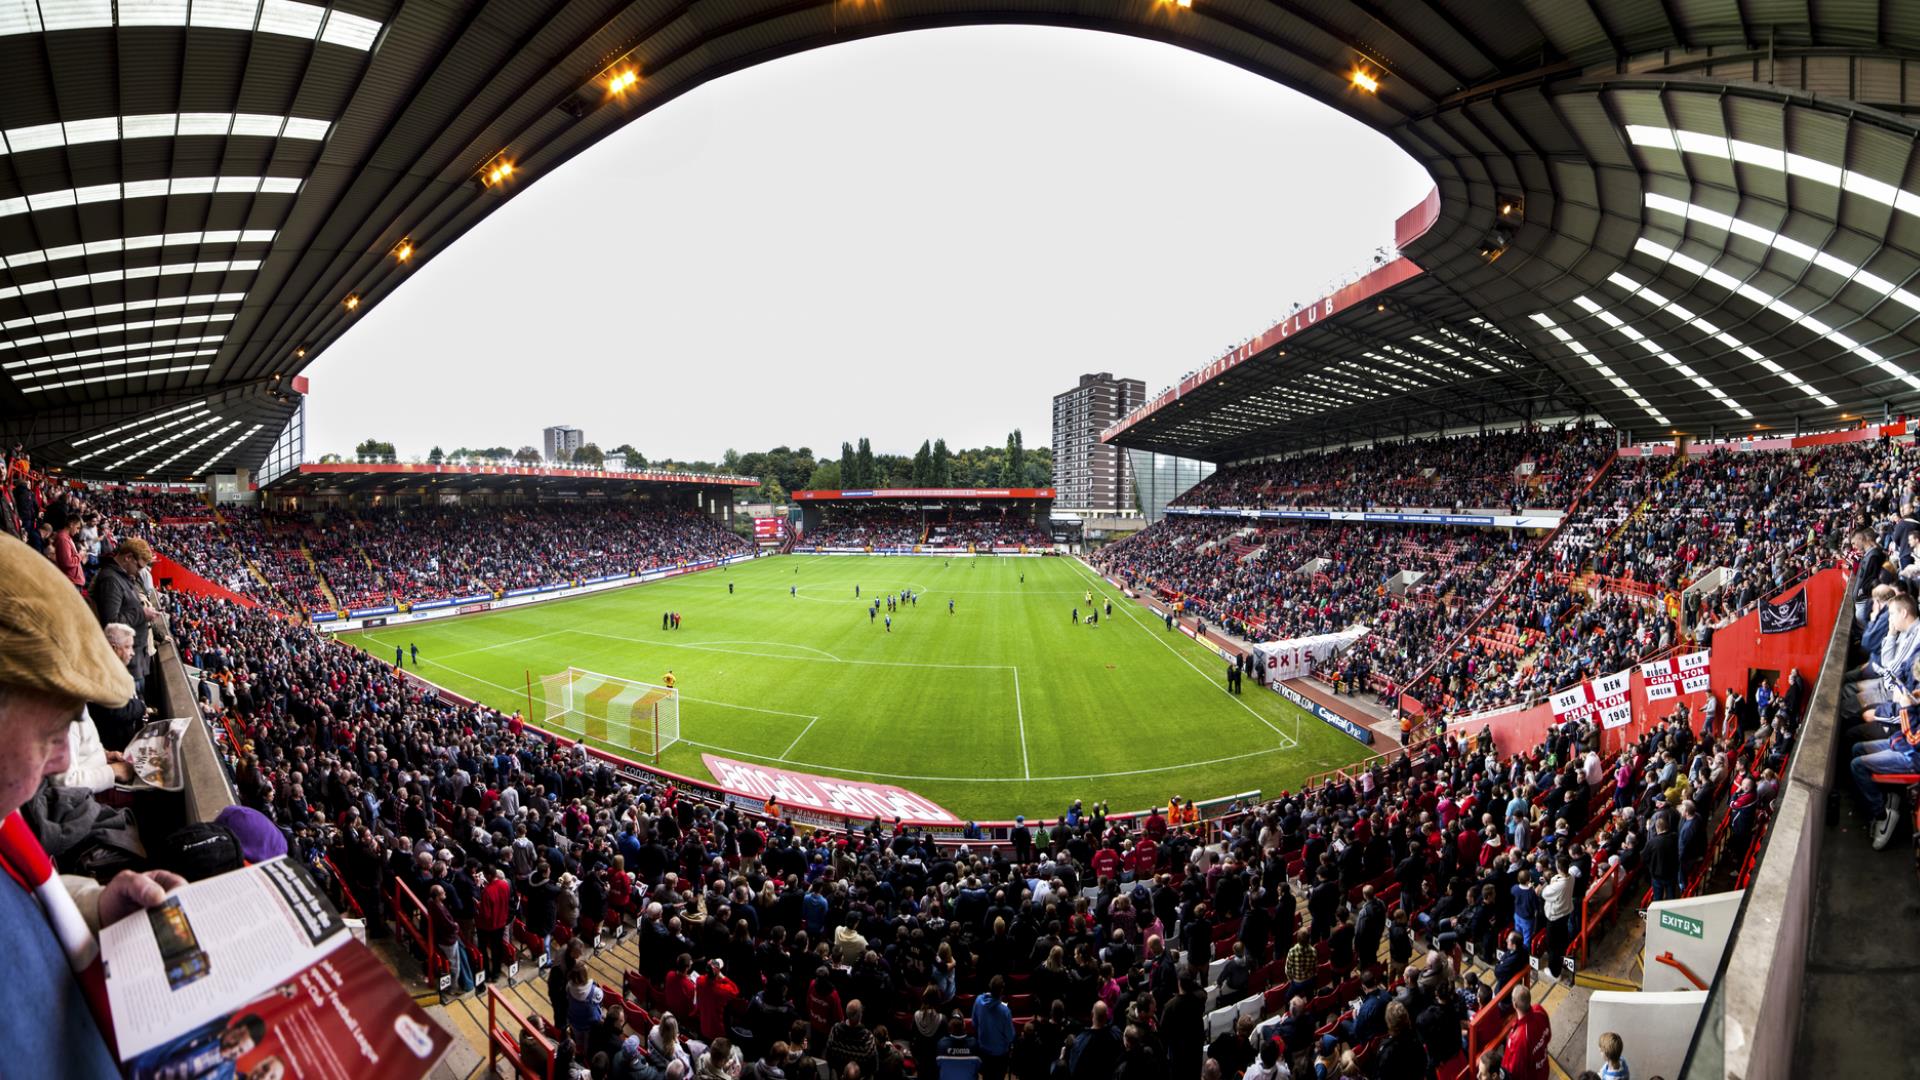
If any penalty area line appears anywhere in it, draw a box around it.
[1013,667,1029,779]
[779,715,821,761]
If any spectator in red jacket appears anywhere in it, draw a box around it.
[1500,982,1552,1080]
[1091,844,1121,882]
[475,866,514,984]
[665,953,700,1019]
[696,958,742,1040]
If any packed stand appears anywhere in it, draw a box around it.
[1171,424,1614,514]
[159,503,752,614]
[157,565,1810,1080]
[1422,440,1902,718]
[1094,518,1528,703]
[801,510,924,549]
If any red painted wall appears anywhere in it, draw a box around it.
[1446,566,1847,757]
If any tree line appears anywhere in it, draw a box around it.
[333,431,1051,501]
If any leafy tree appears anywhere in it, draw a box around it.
[427,446,444,465]
[317,452,344,464]
[354,438,396,463]
[840,442,858,489]
[514,446,541,465]
[912,440,932,485]
[574,443,604,468]
[932,438,951,487]
[806,460,842,490]
[722,448,742,474]
[1010,429,1026,484]
[855,438,875,490]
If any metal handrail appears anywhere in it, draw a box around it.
[487,984,557,1080]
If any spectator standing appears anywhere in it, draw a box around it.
[1500,983,1552,1080]
[476,867,514,984]
[971,976,1015,1079]
[88,538,155,694]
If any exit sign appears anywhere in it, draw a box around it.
[1659,910,1704,939]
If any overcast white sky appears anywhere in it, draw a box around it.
[305,26,1432,463]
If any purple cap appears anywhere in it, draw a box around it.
[216,805,288,863]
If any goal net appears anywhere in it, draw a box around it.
[537,667,680,759]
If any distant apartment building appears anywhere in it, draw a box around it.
[1051,373,1145,511]
[543,425,584,463]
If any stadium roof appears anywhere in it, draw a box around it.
[264,460,757,496]
[5,1,1920,475]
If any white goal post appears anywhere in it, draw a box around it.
[537,666,680,759]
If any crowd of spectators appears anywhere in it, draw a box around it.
[1420,439,1908,718]
[0,437,1853,1080]
[803,510,1052,550]
[1171,425,1613,514]
[158,503,752,614]
[156,573,1808,1080]
[1094,518,1529,705]
[1106,432,1900,724]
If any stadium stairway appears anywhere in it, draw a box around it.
[375,915,650,1078]
[302,542,340,611]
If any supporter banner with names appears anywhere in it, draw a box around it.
[1640,651,1712,700]
[700,755,960,825]
[1678,650,1711,694]
[1551,668,1634,729]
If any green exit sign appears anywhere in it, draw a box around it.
[1660,910,1705,939]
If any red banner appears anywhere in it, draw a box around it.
[700,755,959,825]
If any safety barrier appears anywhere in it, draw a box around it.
[391,877,442,983]
[486,984,557,1080]
[1466,968,1533,1064]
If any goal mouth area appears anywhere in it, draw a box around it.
[535,666,679,759]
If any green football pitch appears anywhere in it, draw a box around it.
[338,554,1370,818]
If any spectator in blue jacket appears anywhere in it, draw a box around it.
[970,975,1015,1078]
[1336,969,1391,1044]
[1510,869,1540,948]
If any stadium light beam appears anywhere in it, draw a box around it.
[343,293,360,313]
[1350,69,1379,93]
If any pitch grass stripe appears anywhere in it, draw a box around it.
[563,627,1011,670]
[1065,556,1298,749]
[368,634,1311,784]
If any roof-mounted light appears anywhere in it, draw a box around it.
[477,152,516,191]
